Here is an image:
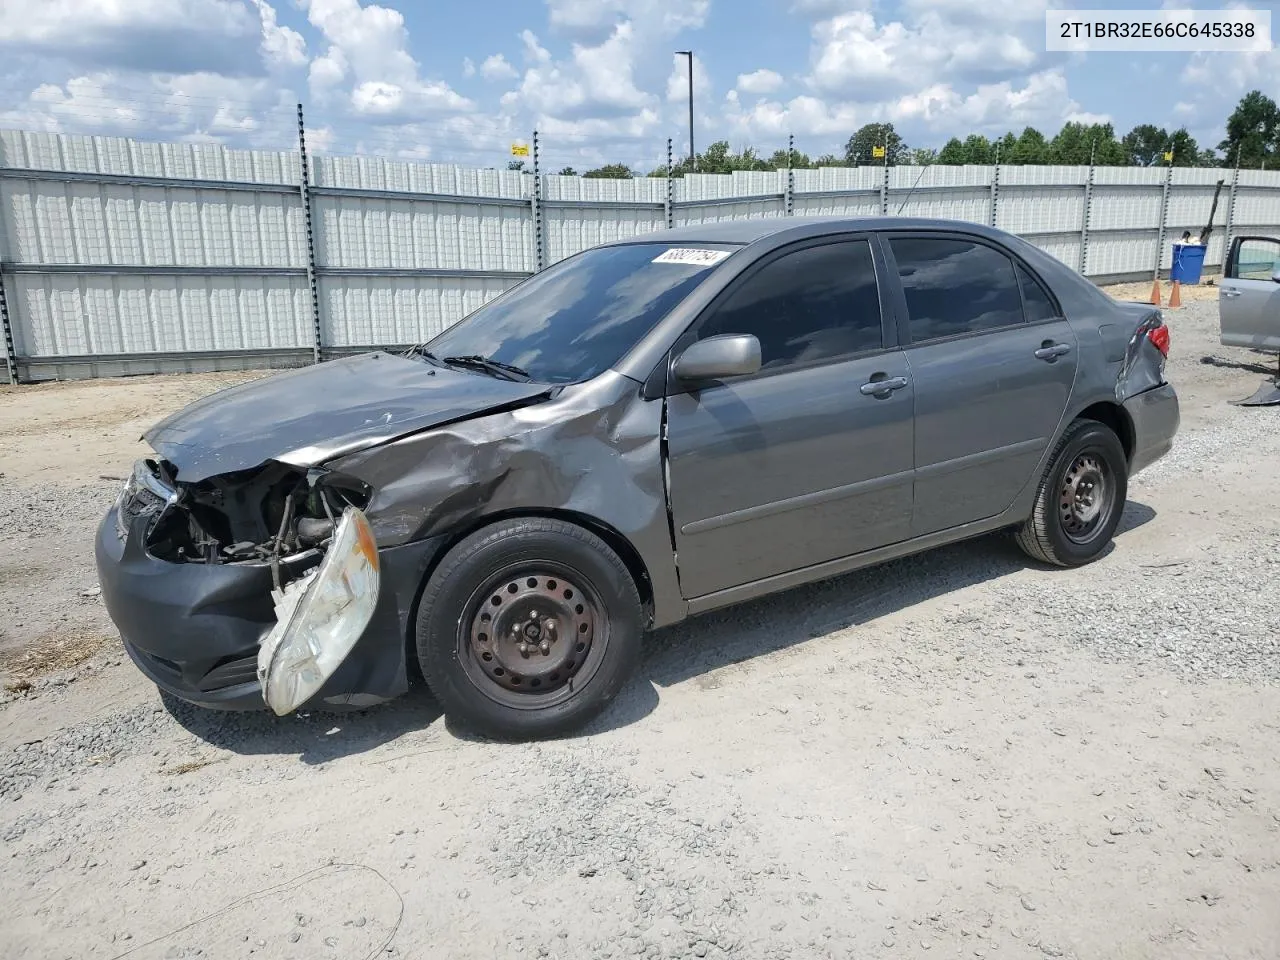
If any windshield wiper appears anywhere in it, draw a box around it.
[408,345,445,366]
[442,355,533,382]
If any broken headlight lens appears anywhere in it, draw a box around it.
[114,459,176,541]
[256,506,380,715]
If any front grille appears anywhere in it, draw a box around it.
[197,654,260,692]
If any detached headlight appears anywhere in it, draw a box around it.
[257,506,380,715]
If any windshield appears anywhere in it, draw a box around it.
[423,242,739,383]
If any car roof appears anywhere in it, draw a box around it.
[603,215,1014,246]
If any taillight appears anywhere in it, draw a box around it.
[1147,324,1170,357]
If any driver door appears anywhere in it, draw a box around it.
[1221,235,1280,351]
[663,236,915,600]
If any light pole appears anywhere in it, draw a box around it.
[676,50,694,171]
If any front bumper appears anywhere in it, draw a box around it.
[1124,382,1180,476]
[95,507,443,712]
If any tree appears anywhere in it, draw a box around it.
[766,147,812,169]
[583,163,633,179]
[1007,128,1048,164]
[937,137,967,164]
[813,153,844,167]
[909,147,938,165]
[1048,122,1124,165]
[844,122,906,165]
[507,159,525,171]
[558,166,578,176]
[1121,124,1167,166]
[1167,128,1203,166]
[1218,90,1280,168]
[960,134,995,164]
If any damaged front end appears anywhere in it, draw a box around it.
[100,457,406,714]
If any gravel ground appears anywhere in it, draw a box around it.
[2,296,1279,960]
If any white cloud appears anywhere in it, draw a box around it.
[0,0,261,74]
[0,0,250,45]
[463,57,476,77]
[480,54,518,81]
[0,69,300,146]
[788,0,873,15]
[301,0,472,118]
[724,68,1099,143]
[520,29,553,64]
[805,10,1037,97]
[250,0,307,67]
[546,0,711,38]
[736,68,783,95]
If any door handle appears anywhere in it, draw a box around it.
[860,375,909,396]
[1222,289,1242,298]
[1034,342,1072,361]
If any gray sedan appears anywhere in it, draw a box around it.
[95,217,1179,739]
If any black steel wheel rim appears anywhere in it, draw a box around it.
[457,561,607,710]
[1058,450,1115,545]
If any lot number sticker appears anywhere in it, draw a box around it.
[652,248,732,267]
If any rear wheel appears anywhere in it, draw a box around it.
[1015,419,1128,567]
[416,518,643,740]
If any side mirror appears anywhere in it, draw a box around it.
[673,334,762,382]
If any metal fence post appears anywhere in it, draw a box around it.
[990,147,1000,229]
[665,137,674,229]
[880,159,889,216]
[1152,161,1173,283]
[0,267,17,384]
[1223,148,1241,271]
[296,103,322,364]
[532,130,544,272]
[785,134,795,216]
[1080,143,1096,276]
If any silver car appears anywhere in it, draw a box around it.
[1220,234,1280,405]
[96,217,1180,740]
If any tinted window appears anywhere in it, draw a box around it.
[1017,262,1058,322]
[425,242,736,383]
[890,237,1024,342]
[697,240,883,370]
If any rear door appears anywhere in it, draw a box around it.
[1221,236,1280,351]
[881,233,1078,537]
[664,235,915,599]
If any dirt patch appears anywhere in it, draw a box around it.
[0,627,115,684]
[1103,274,1222,305]
[0,369,267,486]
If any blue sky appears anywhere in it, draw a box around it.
[0,0,1276,171]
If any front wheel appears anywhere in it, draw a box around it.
[1015,419,1129,567]
[416,518,644,740]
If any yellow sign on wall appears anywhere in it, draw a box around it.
[511,143,530,158]
[1162,150,1174,162]
[872,145,886,159]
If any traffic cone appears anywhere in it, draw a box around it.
[1168,280,1181,308]
[1149,278,1162,305]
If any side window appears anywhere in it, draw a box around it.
[1235,238,1280,281]
[890,237,1024,342]
[697,240,884,370]
[1016,262,1058,322]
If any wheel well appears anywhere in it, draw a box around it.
[402,509,655,672]
[1075,401,1134,461]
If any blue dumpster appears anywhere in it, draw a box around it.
[1170,242,1207,284]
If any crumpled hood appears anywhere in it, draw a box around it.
[145,352,551,482]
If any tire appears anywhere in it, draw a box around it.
[415,517,644,740]
[1015,418,1129,568]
